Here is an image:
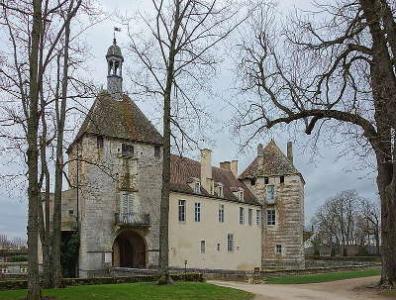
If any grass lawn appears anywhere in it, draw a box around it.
[265,268,381,284]
[0,282,253,300]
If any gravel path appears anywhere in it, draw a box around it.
[209,276,395,300]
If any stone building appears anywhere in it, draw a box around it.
[45,39,305,277]
[240,141,305,269]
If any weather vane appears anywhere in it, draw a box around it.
[114,26,121,40]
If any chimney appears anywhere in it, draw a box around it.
[257,143,263,157]
[230,160,238,177]
[257,143,264,173]
[201,148,212,192]
[287,141,293,164]
[219,161,231,170]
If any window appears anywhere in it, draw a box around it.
[276,244,282,255]
[194,202,201,222]
[216,185,224,197]
[120,192,134,223]
[201,240,206,254]
[248,209,253,225]
[267,209,276,225]
[97,136,104,149]
[227,234,234,252]
[238,191,244,201]
[178,200,186,222]
[218,204,224,223]
[266,185,275,202]
[256,210,261,225]
[264,177,269,184]
[280,175,284,184]
[250,178,256,185]
[217,243,220,251]
[239,207,244,224]
[68,209,74,216]
[122,144,134,157]
[194,181,201,194]
[154,145,161,158]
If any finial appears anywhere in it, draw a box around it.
[114,26,121,42]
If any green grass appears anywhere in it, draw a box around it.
[0,282,253,300]
[265,268,381,284]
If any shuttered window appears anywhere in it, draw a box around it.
[121,192,134,215]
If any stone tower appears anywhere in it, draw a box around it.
[106,38,124,99]
[240,140,305,270]
[67,39,163,277]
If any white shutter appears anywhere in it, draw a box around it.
[128,193,134,214]
[122,193,129,215]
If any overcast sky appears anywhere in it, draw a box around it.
[0,0,378,239]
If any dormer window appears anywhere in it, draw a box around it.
[194,181,201,194]
[215,183,224,198]
[97,136,104,149]
[232,187,244,201]
[238,191,244,201]
[122,144,134,157]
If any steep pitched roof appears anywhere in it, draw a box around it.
[170,154,259,205]
[71,92,162,147]
[239,140,299,179]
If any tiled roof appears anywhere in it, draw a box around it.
[170,154,259,205]
[239,140,299,179]
[70,92,162,147]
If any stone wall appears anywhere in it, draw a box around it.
[67,134,162,277]
[243,174,305,269]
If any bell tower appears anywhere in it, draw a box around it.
[106,38,124,99]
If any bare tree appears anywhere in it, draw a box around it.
[126,0,252,283]
[0,0,96,296]
[313,191,360,256]
[359,197,381,255]
[236,1,396,285]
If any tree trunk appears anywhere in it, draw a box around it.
[376,161,396,286]
[52,15,71,288]
[158,89,172,284]
[27,0,42,299]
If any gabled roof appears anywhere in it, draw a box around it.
[239,140,300,179]
[170,154,259,206]
[70,92,162,149]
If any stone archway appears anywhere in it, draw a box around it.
[112,230,146,268]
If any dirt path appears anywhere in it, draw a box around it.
[209,276,395,300]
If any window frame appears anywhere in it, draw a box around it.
[121,143,134,157]
[97,135,104,149]
[194,181,201,194]
[217,185,224,197]
[194,202,201,222]
[178,200,186,223]
[200,240,206,254]
[227,233,234,252]
[276,244,282,255]
[218,204,225,223]
[239,207,245,225]
[267,208,276,226]
[256,210,261,225]
[248,208,253,226]
[266,185,275,203]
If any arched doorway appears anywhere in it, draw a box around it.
[112,231,146,268]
